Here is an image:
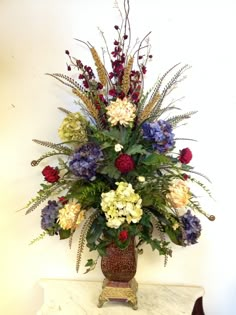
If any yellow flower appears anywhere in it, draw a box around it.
[58,112,88,142]
[106,97,136,127]
[58,200,85,230]
[166,179,190,209]
[172,222,180,230]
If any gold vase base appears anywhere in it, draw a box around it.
[97,278,138,310]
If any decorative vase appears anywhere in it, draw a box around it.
[98,237,138,309]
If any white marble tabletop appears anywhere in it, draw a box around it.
[37,278,204,315]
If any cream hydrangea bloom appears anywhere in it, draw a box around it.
[58,112,88,142]
[106,97,136,127]
[58,199,85,230]
[166,179,190,209]
[101,181,143,229]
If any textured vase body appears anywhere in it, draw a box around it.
[101,238,137,282]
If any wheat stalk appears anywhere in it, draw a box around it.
[72,88,99,123]
[90,47,107,86]
[139,92,161,123]
[121,56,134,95]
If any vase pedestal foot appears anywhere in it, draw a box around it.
[98,278,138,309]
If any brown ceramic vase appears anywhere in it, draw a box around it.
[101,237,137,282]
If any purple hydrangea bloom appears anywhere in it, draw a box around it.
[41,200,60,231]
[142,120,175,153]
[180,210,201,245]
[69,143,103,180]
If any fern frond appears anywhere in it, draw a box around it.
[25,184,66,215]
[149,63,181,101]
[69,209,84,249]
[184,168,211,183]
[46,73,84,91]
[58,107,71,115]
[150,64,190,120]
[32,139,72,154]
[175,138,197,142]
[189,200,215,221]
[189,177,212,197]
[76,211,99,272]
[31,151,70,167]
[29,231,48,245]
[166,111,197,127]
[144,208,172,266]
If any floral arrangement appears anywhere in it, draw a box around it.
[24,0,214,273]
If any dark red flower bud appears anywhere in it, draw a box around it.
[179,148,192,164]
[97,82,103,90]
[42,166,60,183]
[118,230,129,242]
[83,80,89,89]
[109,89,117,97]
[67,65,71,71]
[131,92,139,101]
[58,196,68,205]
[142,65,147,74]
[76,59,83,68]
[115,154,135,173]
[114,40,119,45]
[149,55,153,58]
[114,25,119,30]
[123,34,128,40]
[109,72,114,79]
[79,74,84,79]
[65,50,70,55]
[98,94,106,102]
[183,174,189,180]
[138,56,143,60]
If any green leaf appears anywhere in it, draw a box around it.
[96,241,110,256]
[59,229,71,240]
[101,142,113,149]
[126,144,147,155]
[142,153,170,166]
[86,218,104,245]
[99,165,120,179]
[102,128,121,142]
[165,226,182,245]
[85,259,95,267]
[148,239,161,251]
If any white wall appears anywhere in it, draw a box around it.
[0,0,235,314]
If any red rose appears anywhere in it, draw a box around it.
[118,230,128,242]
[115,154,135,173]
[179,148,192,164]
[42,166,60,183]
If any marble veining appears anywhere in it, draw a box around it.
[37,279,204,315]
